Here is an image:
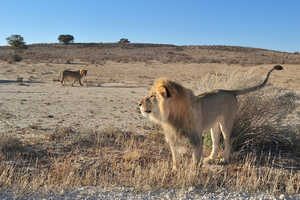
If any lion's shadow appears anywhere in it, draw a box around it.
[0,79,42,84]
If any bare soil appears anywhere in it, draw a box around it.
[0,59,299,134]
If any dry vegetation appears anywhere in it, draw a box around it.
[0,65,299,195]
[1,43,300,65]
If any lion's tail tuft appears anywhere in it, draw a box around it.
[232,65,283,96]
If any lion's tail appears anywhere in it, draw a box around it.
[231,65,283,96]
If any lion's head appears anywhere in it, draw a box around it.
[139,78,195,129]
[80,69,88,77]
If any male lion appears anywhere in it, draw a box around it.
[139,65,283,170]
[60,69,88,87]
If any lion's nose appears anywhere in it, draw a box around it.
[138,103,142,106]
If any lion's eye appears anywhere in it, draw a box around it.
[149,95,156,101]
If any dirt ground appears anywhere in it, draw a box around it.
[0,61,299,134]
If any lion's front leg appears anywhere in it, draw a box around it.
[84,77,88,87]
[168,142,178,171]
[191,137,203,168]
[79,79,83,86]
[164,130,179,171]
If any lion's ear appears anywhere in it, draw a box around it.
[158,86,171,98]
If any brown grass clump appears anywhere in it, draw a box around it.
[0,135,24,160]
[232,90,298,159]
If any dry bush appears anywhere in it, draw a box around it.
[232,90,297,155]
[6,54,22,63]
[0,134,24,159]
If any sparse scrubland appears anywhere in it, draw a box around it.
[1,43,300,65]
[0,43,299,197]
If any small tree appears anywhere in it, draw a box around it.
[58,34,74,44]
[6,34,27,49]
[118,38,130,44]
[6,34,27,63]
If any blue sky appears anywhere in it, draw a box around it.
[0,0,299,52]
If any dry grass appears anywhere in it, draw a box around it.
[0,123,299,195]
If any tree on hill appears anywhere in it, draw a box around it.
[118,38,130,44]
[58,34,74,44]
[5,34,27,62]
[6,34,27,49]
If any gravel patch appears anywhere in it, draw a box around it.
[1,187,299,200]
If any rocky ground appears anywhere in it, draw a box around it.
[1,187,300,200]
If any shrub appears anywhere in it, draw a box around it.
[58,34,74,44]
[0,135,23,159]
[6,34,27,49]
[232,89,296,155]
[7,54,22,63]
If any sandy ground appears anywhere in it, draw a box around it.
[0,61,299,134]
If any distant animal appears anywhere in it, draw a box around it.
[60,69,88,87]
[138,65,283,170]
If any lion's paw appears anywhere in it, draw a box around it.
[172,165,178,171]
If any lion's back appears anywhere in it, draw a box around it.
[61,70,81,81]
[195,90,238,129]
